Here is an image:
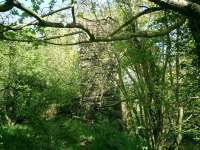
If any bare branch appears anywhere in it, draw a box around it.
[71,0,76,23]
[6,6,75,31]
[2,35,91,46]
[79,16,118,23]
[42,6,72,17]
[0,0,14,12]
[149,0,200,17]
[43,31,83,40]
[13,1,44,22]
[110,7,163,36]
[2,17,185,46]
[10,0,94,40]
[37,21,94,40]
[1,1,94,40]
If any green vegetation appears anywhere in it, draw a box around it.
[0,0,200,149]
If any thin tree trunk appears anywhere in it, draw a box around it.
[189,19,200,66]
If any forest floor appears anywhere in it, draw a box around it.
[0,115,140,150]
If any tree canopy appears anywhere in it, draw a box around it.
[0,0,200,150]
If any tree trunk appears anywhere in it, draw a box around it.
[189,19,200,66]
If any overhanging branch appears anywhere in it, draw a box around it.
[42,6,72,17]
[3,5,75,32]
[96,17,186,42]
[149,0,200,18]
[110,7,163,36]
[2,17,185,46]
[0,0,14,12]
[0,1,95,40]
[38,21,94,40]
[13,1,43,22]
[42,31,83,40]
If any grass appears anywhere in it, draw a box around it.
[0,116,141,150]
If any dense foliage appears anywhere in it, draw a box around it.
[0,0,200,150]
